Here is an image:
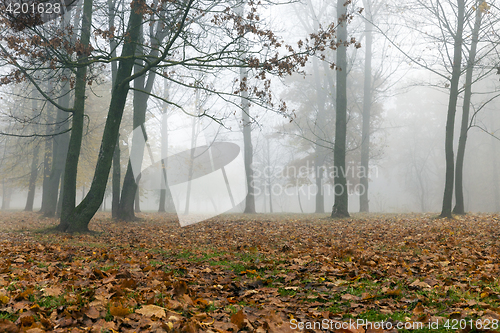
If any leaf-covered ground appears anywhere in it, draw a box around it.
[1,212,500,332]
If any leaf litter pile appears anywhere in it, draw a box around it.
[1,212,500,332]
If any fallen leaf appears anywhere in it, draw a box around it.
[136,304,166,318]
[109,304,130,317]
[42,287,62,297]
[231,309,246,330]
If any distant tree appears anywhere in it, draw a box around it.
[24,92,41,212]
[374,0,500,217]
[453,0,489,214]
[359,0,374,212]
[331,0,351,218]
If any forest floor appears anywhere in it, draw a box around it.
[0,212,500,333]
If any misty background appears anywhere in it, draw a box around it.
[1,0,499,216]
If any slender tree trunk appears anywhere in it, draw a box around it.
[56,169,65,216]
[453,1,481,215]
[158,161,167,212]
[26,92,40,212]
[312,56,326,214]
[112,136,120,218]
[235,3,255,214]
[43,82,70,217]
[118,30,146,221]
[118,19,164,220]
[331,0,350,218]
[303,0,328,214]
[57,0,145,232]
[39,83,54,213]
[359,0,373,213]
[58,0,93,230]
[159,78,174,213]
[440,0,464,218]
[25,144,39,211]
[266,137,273,213]
[109,0,120,219]
[241,66,255,214]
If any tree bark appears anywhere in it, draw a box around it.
[266,137,273,213]
[234,3,255,214]
[241,65,255,214]
[359,0,373,213]
[39,84,54,214]
[25,143,39,211]
[440,0,464,218]
[42,80,70,217]
[57,0,145,232]
[453,0,481,215]
[331,0,350,218]
[158,78,174,213]
[47,9,74,217]
[312,56,326,214]
[118,17,165,220]
[109,0,120,219]
[58,0,93,230]
[112,136,120,218]
[158,162,167,212]
[118,28,146,221]
[26,92,41,212]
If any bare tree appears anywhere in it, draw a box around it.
[331,0,350,218]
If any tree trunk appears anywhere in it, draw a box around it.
[112,136,120,218]
[58,0,93,230]
[56,169,65,216]
[57,0,145,232]
[158,163,167,212]
[118,21,162,220]
[242,66,255,214]
[266,137,273,213]
[312,56,326,214]
[109,0,120,219]
[235,3,255,214]
[159,78,174,213]
[39,84,54,214]
[359,0,373,213]
[26,92,40,212]
[440,0,464,218]
[453,1,481,215]
[331,0,350,218]
[117,67,145,220]
[25,143,39,211]
[42,80,70,217]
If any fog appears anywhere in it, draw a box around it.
[1,0,499,220]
